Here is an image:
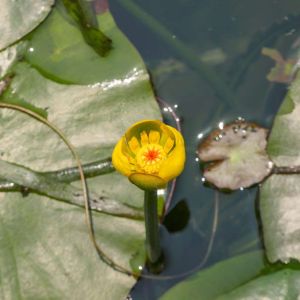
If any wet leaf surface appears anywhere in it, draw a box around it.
[198,120,272,190]
[260,70,300,264]
[0,0,54,51]
[0,4,161,300]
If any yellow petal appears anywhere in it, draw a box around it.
[149,130,161,144]
[140,131,149,146]
[158,126,185,182]
[129,173,167,190]
[159,123,176,147]
[112,120,186,189]
[126,120,163,142]
[127,120,163,133]
[128,136,140,154]
[112,138,132,176]
[163,137,175,154]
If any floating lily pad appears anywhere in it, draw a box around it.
[198,120,273,190]
[260,70,300,264]
[25,5,143,84]
[160,251,264,300]
[217,269,300,299]
[0,5,161,300]
[0,0,54,51]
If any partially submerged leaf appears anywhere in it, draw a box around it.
[0,0,54,51]
[61,0,112,56]
[198,120,273,190]
[160,251,264,300]
[217,269,300,299]
[260,71,300,264]
[25,6,143,84]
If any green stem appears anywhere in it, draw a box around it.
[0,158,142,219]
[78,0,99,28]
[118,0,236,107]
[0,158,114,190]
[61,0,112,56]
[144,190,164,272]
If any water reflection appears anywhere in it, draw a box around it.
[109,0,300,299]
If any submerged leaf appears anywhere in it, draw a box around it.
[61,0,112,56]
[262,47,297,83]
[198,120,273,190]
[25,7,141,84]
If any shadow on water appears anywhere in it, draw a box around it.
[110,1,300,299]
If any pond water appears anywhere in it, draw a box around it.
[110,0,300,299]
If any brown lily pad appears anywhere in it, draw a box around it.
[197,120,273,190]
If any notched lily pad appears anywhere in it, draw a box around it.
[197,120,273,190]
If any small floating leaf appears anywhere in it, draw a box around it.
[198,120,273,190]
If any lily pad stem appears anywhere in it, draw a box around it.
[144,190,164,273]
[272,165,300,174]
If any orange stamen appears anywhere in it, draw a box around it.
[144,149,160,162]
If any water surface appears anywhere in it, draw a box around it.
[110,1,300,298]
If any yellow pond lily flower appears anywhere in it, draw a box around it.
[112,120,185,190]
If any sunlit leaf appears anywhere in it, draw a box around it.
[0,0,54,51]
[0,5,161,300]
[0,42,27,79]
[260,71,300,263]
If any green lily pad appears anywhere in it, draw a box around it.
[198,120,273,190]
[0,0,54,51]
[260,71,300,264]
[25,5,143,85]
[160,251,264,300]
[217,269,300,299]
[0,5,161,300]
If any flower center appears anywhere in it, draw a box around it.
[144,148,160,162]
[136,144,166,174]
